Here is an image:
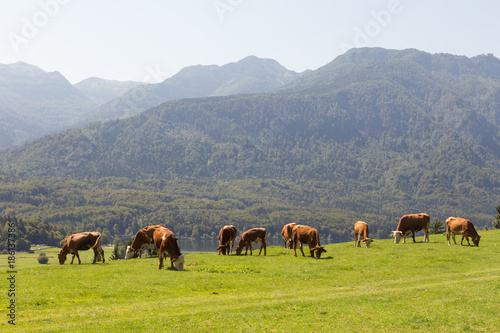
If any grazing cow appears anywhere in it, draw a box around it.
[390,213,430,244]
[216,225,237,255]
[446,217,481,246]
[292,225,327,259]
[354,221,373,248]
[153,227,185,271]
[125,224,164,259]
[281,223,297,249]
[235,228,267,256]
[58,232,104,265]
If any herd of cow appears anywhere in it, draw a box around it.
[57,213,481,271]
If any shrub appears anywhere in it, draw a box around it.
[37,252,49,264]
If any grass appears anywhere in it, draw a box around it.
[3,230,500,332]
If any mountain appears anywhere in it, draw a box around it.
[0,62,97,150]
[74,77,144,105]
[78,56,301,124]
[0,48,499,240]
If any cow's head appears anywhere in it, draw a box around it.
[312,246,327,259]
[473,235,481,246]
[363,238,373,248]
[390,231,403,243]
[235,240,245,255]
[216,245,228,255]
[124,246,136,259]
[172,254,185,271]
[58,251,67,265]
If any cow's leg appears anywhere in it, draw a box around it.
[92,248,98,264]
[158,253,163,269]
[354,235,358,247]
[411,231,416,243]
[465,236,471,246]
[299,243,305,257]
[70,253,76,264]
[249,243,253,256]
[460,235,465,246]
[424,229,429,243]
[75,252,81,264]
[263,240,266,256]
[452,233,457,245]
[258,240,266,256]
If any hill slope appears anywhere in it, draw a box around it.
[0,48,499,235]
[0,62,97,149]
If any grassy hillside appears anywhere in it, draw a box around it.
[3,229,500,332]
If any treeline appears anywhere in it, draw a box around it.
[0,215,66,252]
[0,176,496,245]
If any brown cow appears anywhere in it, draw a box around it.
[446,217,481,246]
[153,227,185,270]
[125,224,164,259]
[281,223,297,249]
[354,221,373,248]
[292,225,326,259]
[235,228,267,256]
[216,225,237,255]
[58,232,104,265]
[390,213,430,243]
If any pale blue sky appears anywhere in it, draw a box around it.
[1,0,498,84]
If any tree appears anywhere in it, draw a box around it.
[493,205,500,229]
[430,219,445,234]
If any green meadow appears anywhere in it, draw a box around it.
[3,230,500,332]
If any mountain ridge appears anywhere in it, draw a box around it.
[78,55,301,125]
[0,48,499,240]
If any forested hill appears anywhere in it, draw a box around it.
[0,48,499,241]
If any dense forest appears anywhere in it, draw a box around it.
[1,48,499,245]
[0,215,66,252]
[0,176,497,246]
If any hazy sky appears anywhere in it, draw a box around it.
[1,1,498,84]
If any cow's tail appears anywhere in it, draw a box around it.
[91,233,102,250]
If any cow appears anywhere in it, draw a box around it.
[446,217,481,246]
[58,232,104,265]
[390,213,430,244]
[292,225,327,259]
[281,223,297,249]
[153,227,185,270]
[354,221,373,248]
[235,228,267,256]
[125,224,164,259]
[216,225,237,255]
